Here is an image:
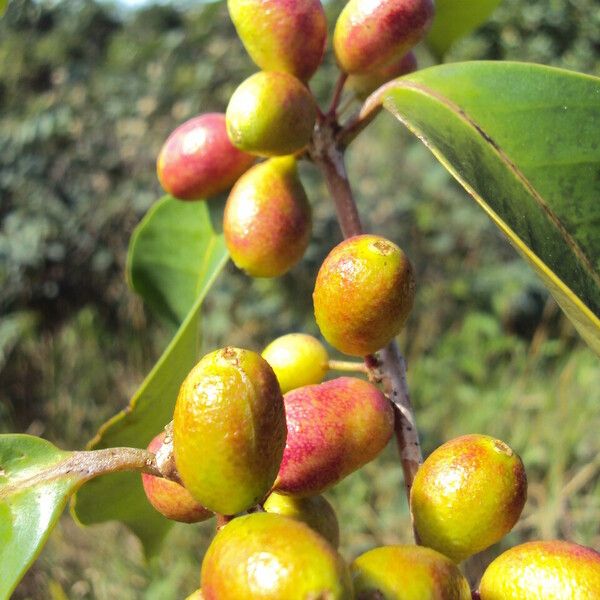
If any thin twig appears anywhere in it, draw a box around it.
[328,359,369,374]
[328,72,348,118]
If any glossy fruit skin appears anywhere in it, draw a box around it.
[348,51,417,100]
[226,71,317,157]
[263,492,340,548]
[157,113,255,200]
[201,512,352,599]
[334,0,434,74]
[410,434,527,563]
[173,347,286,515]
[261,333,328,392]
[228,0,327,82]
[479,540,600,599]
[274,377,394,496]
[313,234,415,357]
[352,545,472,600]
[224,157,312,278]
[141,432,213,523]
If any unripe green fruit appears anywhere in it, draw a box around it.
[352,545,472,599]
[348,51,417,100]
[313,234,415,357]
[224,157,312,278]
[227,0,327,81]
[141,432,213,523]
[479,540,600,599]
[334,0,434,74]
[410,434,527,563]
[173,347,286,515]
[263,492,340,548]
[261,333,328,393]
[226,72,317,157]
[274,377,394,496]
[157,113,254,200]
[201,513,352,599]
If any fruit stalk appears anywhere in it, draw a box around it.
[312,135,423,524]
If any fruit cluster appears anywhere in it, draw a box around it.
[143,343,600,598]
[144,0,600,597]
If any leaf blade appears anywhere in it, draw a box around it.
[378,62,600,352]
[72,197,228,554]
[427,0,501,59]
[0,436,81,600]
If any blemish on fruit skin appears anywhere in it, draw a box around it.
[493,439,513,457]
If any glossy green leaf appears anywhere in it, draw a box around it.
[375,62,600,352]
[427,0,501,59]
[72,197,228,555]
[127,194,227,328]
[0,436,81,599]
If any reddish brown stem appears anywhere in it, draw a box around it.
[328,72,348,118]
[311,126,423,540]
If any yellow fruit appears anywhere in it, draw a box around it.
[185,590,204,600]
[226,71,316,157]
[201,512,353,599]
[479,540,600,599]
[263,492,340,548]
[173,347,286,515]
[352,545,471,599]
[410,434,527,562]
[313,234,415,356]
[261,333,328,393]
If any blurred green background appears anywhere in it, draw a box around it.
[1,0,598,597]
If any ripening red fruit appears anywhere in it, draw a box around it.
[334,0,434,74]
[141,432,213,523]
[228,0,327,82]
[224,157,312,278]
[157,113,255,201]
[348,51,417,100]
[274,377,394,497]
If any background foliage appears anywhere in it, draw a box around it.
[0,0,598,597]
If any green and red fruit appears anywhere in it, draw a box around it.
[352,545,472,599]
[263,492,340,548]
[173,347,286,515]
[223,157,312,278]
[226,71,317,157]
[157,113,254,200]
[313,234,415,357]
[348,51,417,100]
[479,540,600,599]
[274,377,394,496]
[334,0,434,74]
[201,512,352,599]
[228,0,327,81]
[141,432,213,523]
[410,434,527,563]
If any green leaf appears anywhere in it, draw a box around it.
[128,194,227,328]
[427,0,501,59]
[0,436,81,599]
[376,62,600,353]
[0,0,8,16]
[72,197,228,555]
